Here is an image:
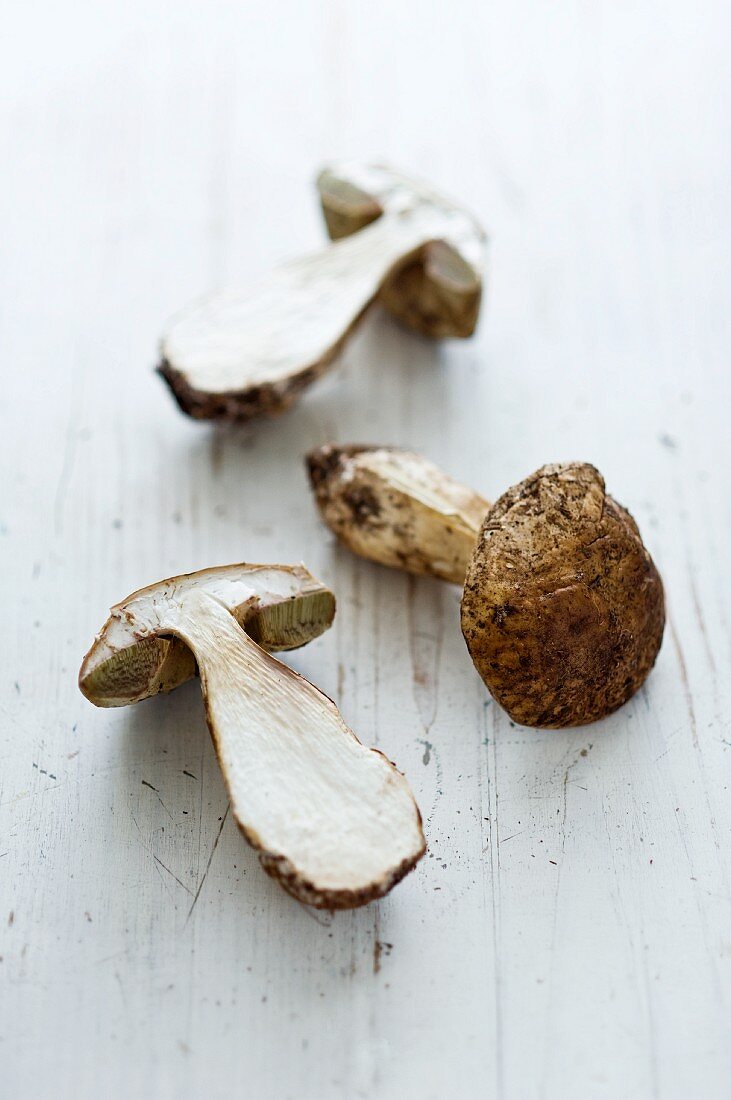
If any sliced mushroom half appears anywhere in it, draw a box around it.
[307,446,665,728]
[158,162,485,422]
[306,443,488,585]
[80,563,425,907]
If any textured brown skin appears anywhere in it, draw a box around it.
[306,443,395,560]
[306,443,375,497]
[461,463,665,728]
[377,240,483,339]
[260,844,424,910]
[306,443,487,584]
[158,355,335,424]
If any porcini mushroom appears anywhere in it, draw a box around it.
[158,162,485,422]
[307,446,665,728]
[306,444,489,585]
[79,563,425,907]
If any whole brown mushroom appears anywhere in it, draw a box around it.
[307,446,665,729]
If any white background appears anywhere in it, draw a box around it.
[1,3,730,1098]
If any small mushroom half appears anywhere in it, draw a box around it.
[158,162,485,422]
[306,444,489,585]
[80,563,425,908]
[307,446,665,729]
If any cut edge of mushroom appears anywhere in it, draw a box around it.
[79,565,425,908]
[79,562,336,708]
[317,161,486,339]
[158,162,486,423]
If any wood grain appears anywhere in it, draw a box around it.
[1,2,730,1097]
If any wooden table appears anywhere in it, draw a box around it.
[2,3,729,1097]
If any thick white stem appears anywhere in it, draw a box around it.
[162,207,447,401]
[161,589,425,907]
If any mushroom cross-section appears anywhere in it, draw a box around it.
[158,162,486,422]
[80,563,425,908]
[307,446,665,729]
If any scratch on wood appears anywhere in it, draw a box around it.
[300,906,332,928]
[499,829,526,845]
[686,563,716,675]
[669,616,698,750]
[373,905,381,974]
[417,738,444,824]
[115,970,128,1011]
[154,854,194,896]
[141,779,174,821]
[373,937,382,974]
[487,705,505,1098]
[210,430,224,476]
[640,941,661,1099]
[53,415,78,536]
[195,746,205,884]
[407,575,444,735]
[186,802,231,925]
[541,747,586,1085]
[669,615,728,881]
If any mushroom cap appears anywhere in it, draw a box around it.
[461,463,665,728]
[79,563,335,708]
[317,161,486,338]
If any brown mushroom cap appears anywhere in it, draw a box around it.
[461,462,665,728]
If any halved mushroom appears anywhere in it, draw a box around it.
[307,447,665,729]
[80,563,425,907]
[306,444,488,585]
[158,162,485,422]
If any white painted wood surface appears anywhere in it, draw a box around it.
[2,3,730,1097]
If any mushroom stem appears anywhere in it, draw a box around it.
[158,588,425,908]
[158,163,485,423]
[306,444,489,585]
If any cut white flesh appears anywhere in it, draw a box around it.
[317,161,486,339]
[165,589,425,907]
[79,562,425,908]
[79,563,335,707]
[307,444,489,585]
[159,162,486,422]
[316,161,485,272]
